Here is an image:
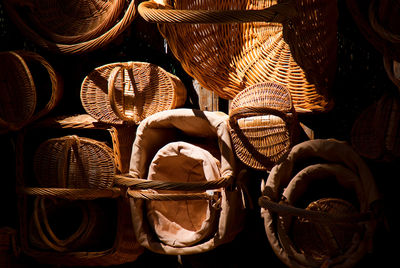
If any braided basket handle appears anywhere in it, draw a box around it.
[229,106,294,169]
[368,0,400,44]
[108,63,139,123]
[19,187,122,200]
[138,0,297,24]
[13,50,63,124]
[259,196,374,224]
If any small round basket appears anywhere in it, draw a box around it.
[33,135,116,189]
[228,82,298,171]
[80,61,187,125]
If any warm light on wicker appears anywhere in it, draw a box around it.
[80,61,187,125]
[0,50,63,134]
[3,0,137,54]
[228,82,298,171]
[138,0,338,113]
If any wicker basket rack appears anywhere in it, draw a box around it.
[0,50,63,134]
[81,61,187,125]
[228,82,299,171]
[3,0,137,54]
[137,0,338,113]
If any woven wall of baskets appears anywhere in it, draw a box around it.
[228,81,299,171]
[0,50,63,134]
[138,0,338,113]
[115,108,246,255]
[81,61,187,125]
[2,0,137,54]
[15,116,143,266]
[259,139,381,268]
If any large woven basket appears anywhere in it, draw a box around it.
[15,115,143,266]
[81,61,187,125]
[346,0,400,62]
[115,108,246,255]
[259,139,381,267]
[228,82,299,171]
[3,0,137,54]
[0,50,62,134]
[137,0,338,113]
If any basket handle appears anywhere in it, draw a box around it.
[383,55,400,91]
[259,196,374,223]
[368,0,400,44]
[18,187,122,200]
[12,50,63,125]
[138,0,297,24]
[107,64,139,123]
[228,106,295,170]
[3,0,137,54]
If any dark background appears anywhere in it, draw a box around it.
[0,0,398,267]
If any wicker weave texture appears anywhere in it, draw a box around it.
[229,82,297,171]
[139,0,338,113]
[81,61,187,124]
[3,0,137,54]
[33,135,116,189]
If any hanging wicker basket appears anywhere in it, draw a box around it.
[259,139,381,267]
[137,0,338,113]
[0,50,62,134]
[228,82,299,171]
[3,0,137,54]
[115,108,246,255]
[80,61,187,125]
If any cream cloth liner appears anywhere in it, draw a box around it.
[129,108,245,255]
[261,139,381,268]
[146,141,221,247]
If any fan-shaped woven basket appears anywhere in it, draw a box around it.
[259,139,381,268]
[0,50,62,134]
[3,0,137,54]
[115,108,246,255]
[138,0,338,113]
[346,0,400,62]
[33,135,116,189]
[81,61,187,124]
[228,82,298,171]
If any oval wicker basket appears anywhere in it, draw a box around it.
[80,61,187,125]
[137,0,338,113]
[0,50,63,134]
[3,0,137,54]
[228,82,298,171]
[33,135,116,189]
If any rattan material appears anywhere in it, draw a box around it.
[346,0,400,62]
[259,139,381,268]
[138,0,338,113]
[3,0,137,54]
[33,135,116,189]
[0,50,62,134]
[228,82,298,171]
[81,61,187,125]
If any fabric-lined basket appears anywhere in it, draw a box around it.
[228,82,299,171]
[115,108,246,255]
[3,0,137,54]
[138,0,338,113]
[15,115,143,266]
[259,139,381,267]
[0,50,63,134]
[81,61,187,125]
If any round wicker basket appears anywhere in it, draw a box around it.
[138,0,338,113]
[228,82,298,171]
[80,61,187,125]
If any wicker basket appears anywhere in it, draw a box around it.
[259,139,381,268]
[346,0,400,62]
[137,0,338,113]
[228,82,298,171]
[80,61,187,125]
[15,115,143,266]
[0,50,62,134]
[3,0,137,54]
[115,108,246,255]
